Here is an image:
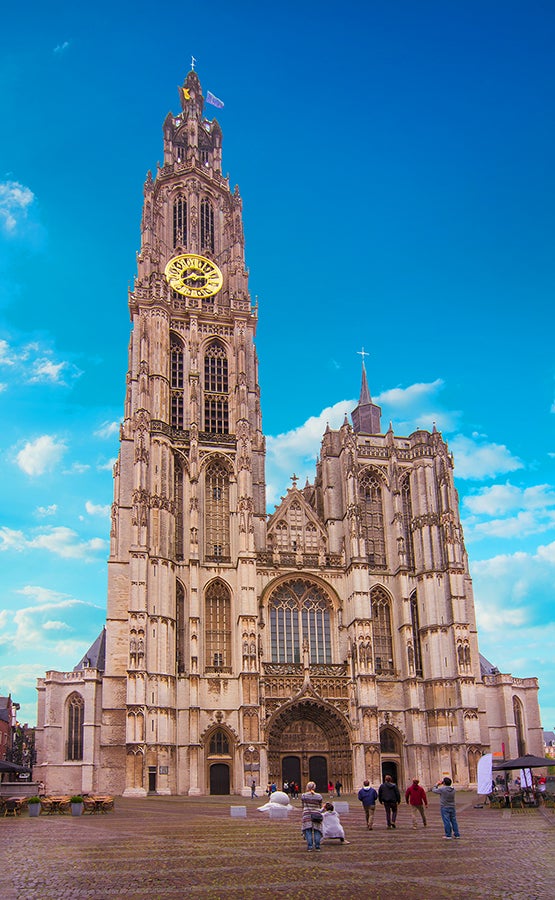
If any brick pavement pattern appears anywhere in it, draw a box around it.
[1,793,554,899]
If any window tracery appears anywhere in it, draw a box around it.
[173,196,187,247]
[401,476,415,569]
[371,586,394,674]
[205,581,231,670]
[66,692,84,761]
[204,460,230,561]
[204,341,229,434]
[359,470,386,568]
[269,579,331,664]
[410,591,423,676]
[200,198,215,253]
[170,334,184,430]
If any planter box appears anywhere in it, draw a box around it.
[71,802,84,817]
[28,803,41,818]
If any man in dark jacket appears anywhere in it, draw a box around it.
[378,775,401,828]
[357,780,379,829]
[405,778,428,828]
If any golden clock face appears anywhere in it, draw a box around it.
[165,253,223,298]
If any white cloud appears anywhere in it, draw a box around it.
[0,525,107,560]
[67,462,90,474]
[85,500,111,517]
[450,434,523,480]
[35,504,58,518]
[0,180,35,233]
[377,379,444,410]
[94,421,120,439]
[42,620,71,631]
[0,339,16,365]
[16,435,66,476]
[97,458,117,471]
[28,358,67,384]
[53,41,70,54]
[464,482,555,516]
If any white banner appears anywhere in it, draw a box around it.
[477,752,493,795]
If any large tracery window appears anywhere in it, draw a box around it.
[410,591,423,677]
[204,341,229,434]
[205,460,230,561]
[200,198,215,253]
[513,696,526,757]
[401,476,415,570]
[269,579,332,664]
[371,586,394,674]
[171,334,185,430]
[173,196,187,247]
[205,581,231,670]
[359,470,386,568]
[209,729,230,755]
[66,693,84,761]
[176,581,185,674]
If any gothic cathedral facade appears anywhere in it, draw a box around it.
[36,72,542,796]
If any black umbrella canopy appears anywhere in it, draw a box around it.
[493,754,554,770]
[0,760,30,773]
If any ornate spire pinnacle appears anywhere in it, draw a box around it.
[351,350,382,435]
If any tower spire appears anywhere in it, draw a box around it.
[351,349,382,434]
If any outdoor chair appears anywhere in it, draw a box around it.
[3,798,20,816]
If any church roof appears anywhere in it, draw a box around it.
[479,652,500,676]
[73,627,106,672]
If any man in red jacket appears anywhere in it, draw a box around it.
[405,778,428,829]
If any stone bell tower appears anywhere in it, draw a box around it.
[100,71,266,794]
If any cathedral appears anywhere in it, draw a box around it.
[35,71,542,797]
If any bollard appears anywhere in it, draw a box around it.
[230,805,247,817]
[269,805,289,819]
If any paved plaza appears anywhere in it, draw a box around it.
[1,792,554,899]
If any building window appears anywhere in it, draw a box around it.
[174,462,184,560]
[200,198,215,253]
[269,578,331,664]
[173,196,187,247]
[401,476,415,570]
[205,460,230,561]
[204,341,228,434]
[371,586,394,674]
[359,471,386,568]
[205,581,231,669]
[66,693,84,761]
[209,729,230,755]
[171,334,184,430]
[176,581,185,674]
[513,696,526,757]
[410,591,423,677]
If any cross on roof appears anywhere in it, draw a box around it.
[357,347,369,363]
[291,473,299,487]
[191,56,197,71]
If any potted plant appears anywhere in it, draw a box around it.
[70,795,84,816]
[28,796,41,817]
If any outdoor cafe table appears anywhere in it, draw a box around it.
[47,796,70,814]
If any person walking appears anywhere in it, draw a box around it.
[250,779,257,799]
[335,780,343,797]
[378,774,401,829]
[405,778,428,829]
[301,781,324,851]
[358,779,378,829]
[432,777,460,839]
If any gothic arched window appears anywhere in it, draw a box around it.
[513,696,526,757]
[359,470,386,568]
[66,693,84,761]
[269,578,331,664]
[170,334,184,430]
[380,727,400,754]
[204,341,229,434]
[371,586,394,674]
[400,476,415,570]
[174,460,184,560]
[205,459,230,561]
[205,581,231,670]
[176,580,185,674]
[173,195,187,247]
[410,591,423,677]
[200,198,215,253]
[209,729,230,755]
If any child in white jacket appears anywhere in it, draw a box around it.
[321,802,349,843]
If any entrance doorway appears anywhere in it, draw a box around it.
[148,766,157,793]
[210,763,230,795]
[282,755,301,788]
[381,760,398,783]
[309,756,328,793]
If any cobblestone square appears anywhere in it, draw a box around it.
[2,793,553,900]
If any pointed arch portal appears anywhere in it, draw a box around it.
[267,698,352,793]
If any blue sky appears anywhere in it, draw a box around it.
[1,1,554,731]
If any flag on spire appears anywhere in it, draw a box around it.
[206,91,224,109]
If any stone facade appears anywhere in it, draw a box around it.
[35,71,543,796]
